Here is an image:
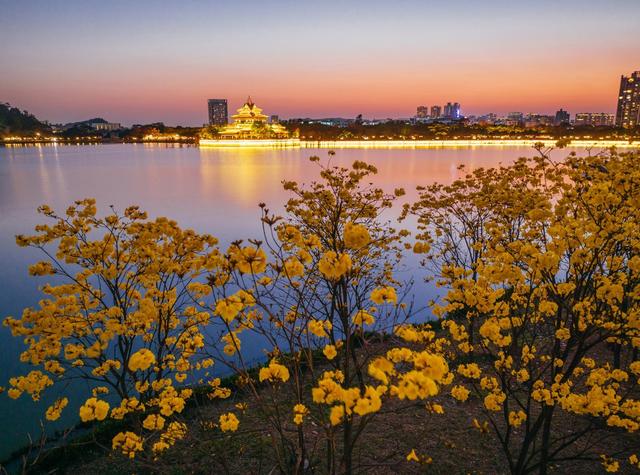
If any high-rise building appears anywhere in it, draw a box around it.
[416,106,429,119]
[615,71,640,128]
[574,113,615,127]
[443,102,461,119]
[430,105,442,118]
[208,99,228,125]
[554,108,570,125]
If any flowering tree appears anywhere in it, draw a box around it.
[412,149,640,473]
[4,200,220,459]
[198,157,451,473]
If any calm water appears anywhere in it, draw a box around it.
[0,143,588,461]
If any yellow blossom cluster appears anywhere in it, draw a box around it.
[308,318,332,338]
[219,412,239,432]
[318,251,352,280]
[45,397,69,421]
[370,286,397,305]
[258,360,290,384]
[352,309,375,327]
[229,245,267,274]
[293,403,309,425]
[312,370,384,425]
[343,222,371,249]
[128,348,156,372]
[112,431,144,459]
[79,397,110,422]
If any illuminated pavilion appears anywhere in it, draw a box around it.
[217,97,289,139]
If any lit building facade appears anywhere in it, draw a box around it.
[217,97,289,139]
[554,109,570,125]
[443,102,461,119]
[430,106,442,118]
[615,71,640,128]
[91,122,121,131]
[208,98,228,126]
[575,113,615,127]
[524,114,554,128]
[416,106,429,118]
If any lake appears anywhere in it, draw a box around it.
[0,143,607,462]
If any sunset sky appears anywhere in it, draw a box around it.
[1,0,638,125]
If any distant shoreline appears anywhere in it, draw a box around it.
[2,138,638,148]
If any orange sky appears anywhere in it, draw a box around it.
[1,0,638,125]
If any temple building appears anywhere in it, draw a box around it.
[217,97,289,139]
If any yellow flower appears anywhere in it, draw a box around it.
[259,360,290,383]
[479,318,511,347]
[393,371,438,400]
[457,363,482,379]
[353,385,382,416]
[318,251,352,280]
[283,256,305,278]
[160,421,187,446]
[472,418,489,433]
[451,385,470,402]
[329,405,345,426]
[601,455,619,473]
[214,299,243,323]
[407,449,420,462]
[508,410,527,427]
[45,397,68,421]
[516,369,530,383]
[112,431,143,459]
[219,412,239,432]
[128,348,156,372]
[323,344,338,360]
[370,286,397,305]
[555,327,570,341]
[484,391,506,412]
[344,222,371,249]
[308,319,330,338]
[79,397,110,422]
[233,246,267,274]
[368,356,395,385]
[353,309,375,326]
[28,261,56,276]
[159,396,186,416]
[143,414,166,430]
[293,403,309,425]
[413,241,430,254]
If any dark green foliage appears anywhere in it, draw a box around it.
[0,102,51,137]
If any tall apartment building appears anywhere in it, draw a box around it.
[416,106,429,119]
[554,108,570,125]
[430,105,442,118]
[615,71,640,128]
[208,99,228,126]
[443,102,461,119]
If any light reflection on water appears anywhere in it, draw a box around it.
[0,143,578,461]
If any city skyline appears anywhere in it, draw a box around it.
[1,0,638,125]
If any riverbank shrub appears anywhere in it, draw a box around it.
[410,147,640,473]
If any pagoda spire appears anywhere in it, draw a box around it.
[246,95,254,107]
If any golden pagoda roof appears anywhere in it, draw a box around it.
[232,96,268,121]
[216,96,288,139]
